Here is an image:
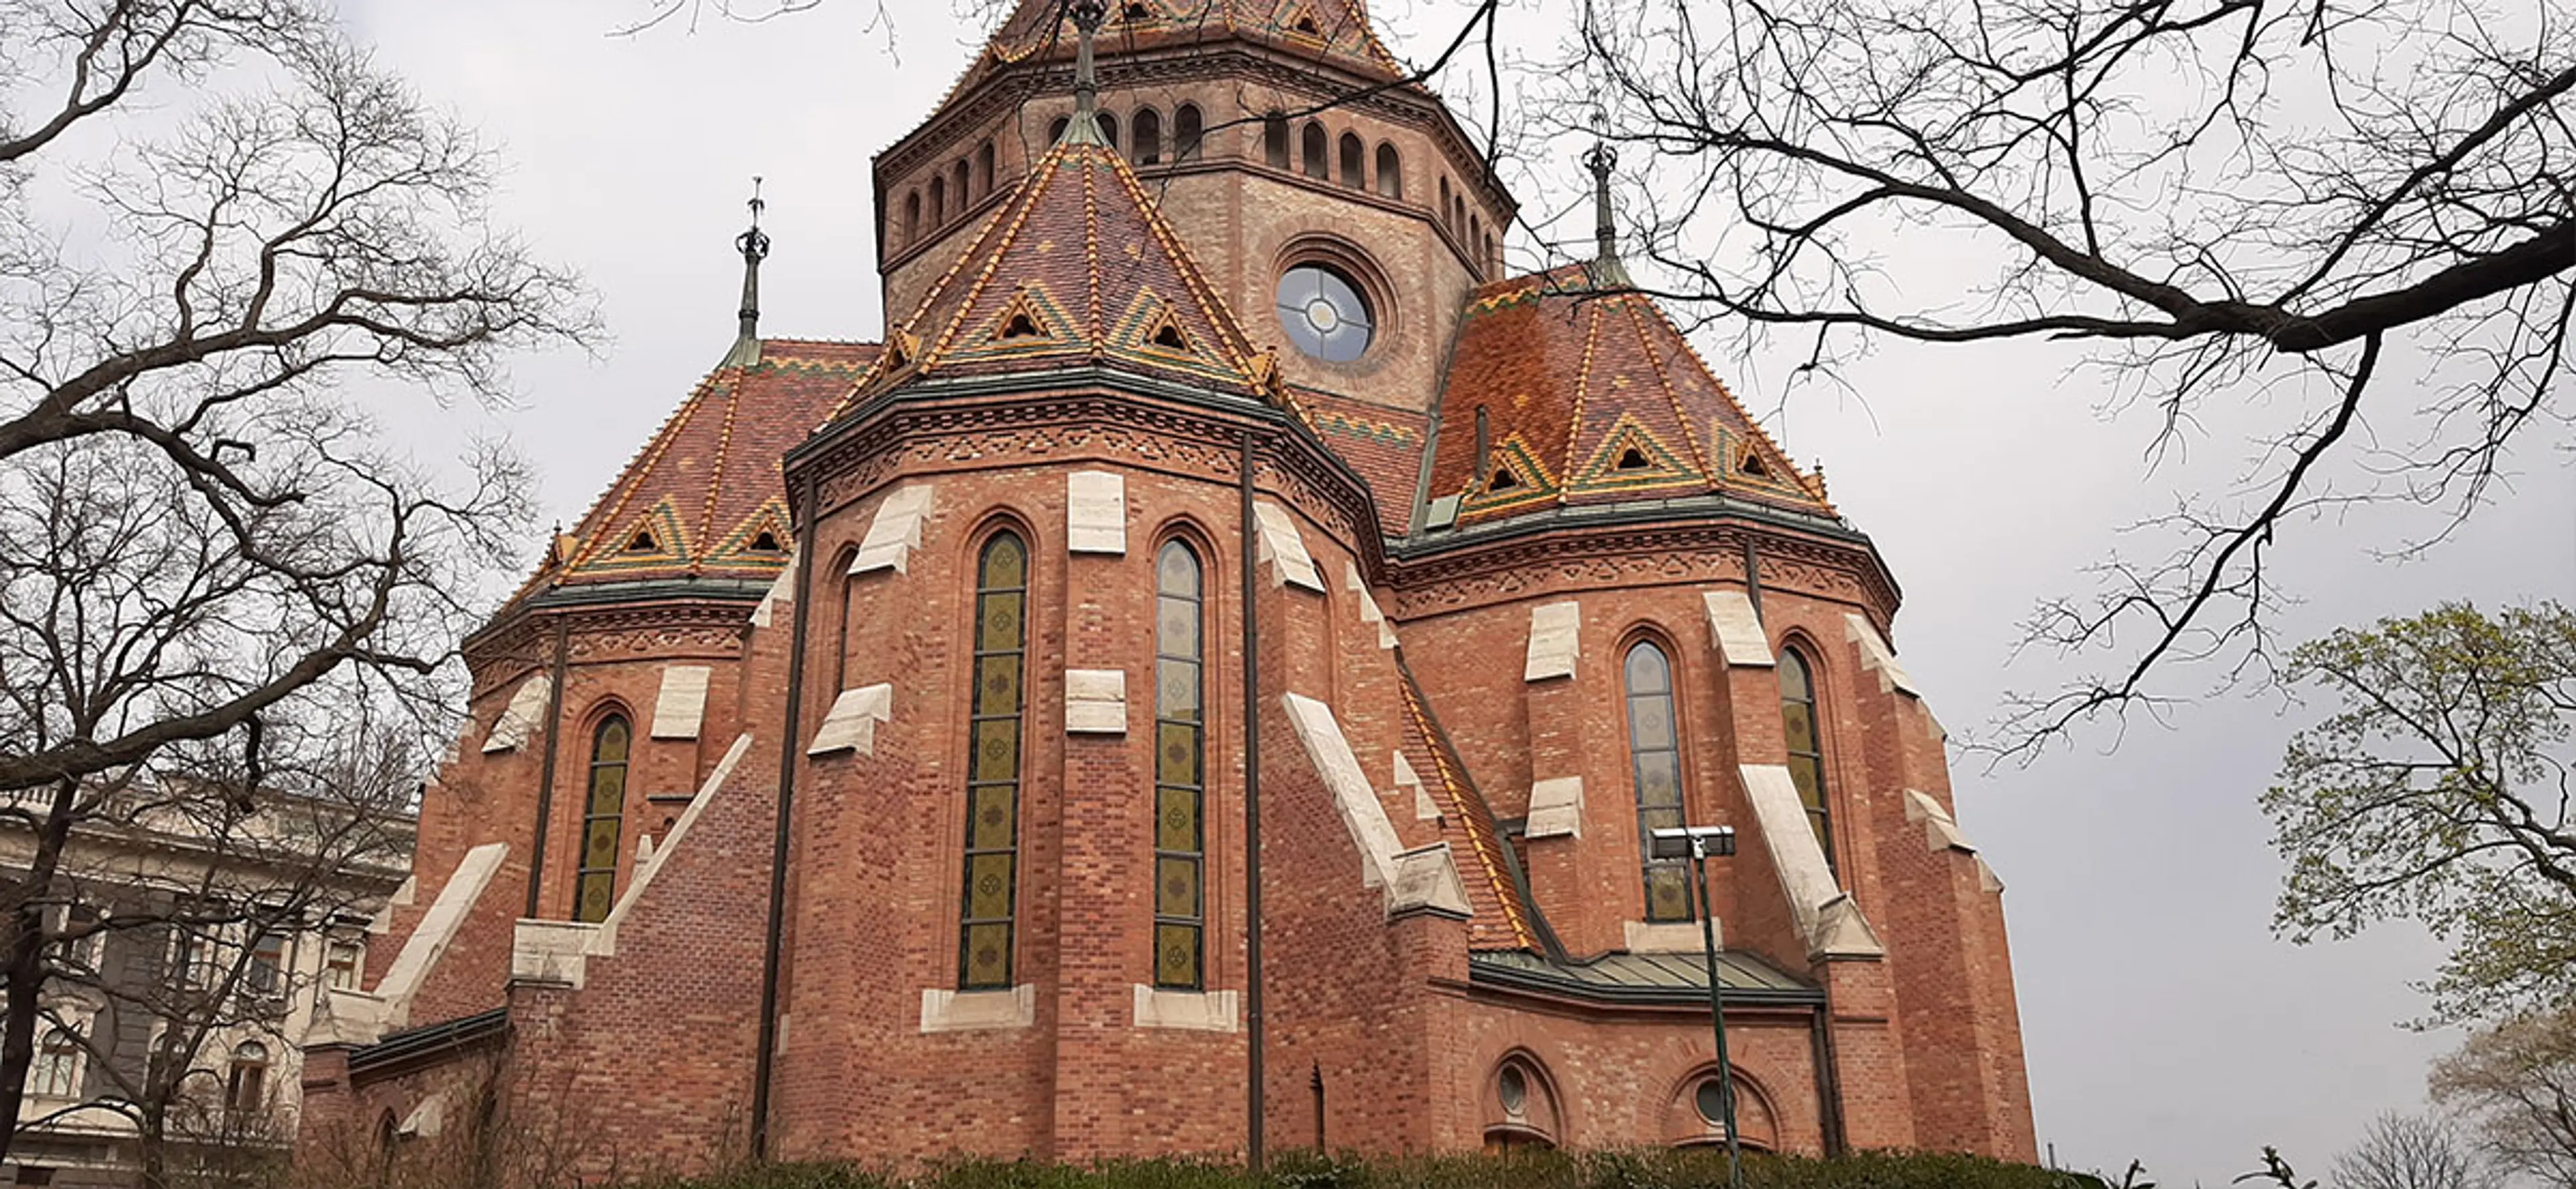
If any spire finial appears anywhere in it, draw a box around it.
[1071,1,1108,120]
[724,177,770,368]
[1580,143,1630,288]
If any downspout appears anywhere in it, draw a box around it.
[1811,995,1848,1155]
[525,617,572,918]
[751,467,820,1160]
[1240,427,1266,1169]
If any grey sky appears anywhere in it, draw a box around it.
[329,1,2576,1181]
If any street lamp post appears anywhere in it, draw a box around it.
[1652,824,1743,1189]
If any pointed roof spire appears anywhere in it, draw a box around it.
[1581,143,1630,288]
[1063,0,1109,146]
[722,178,770,369]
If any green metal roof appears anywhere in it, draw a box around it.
[1468,948,1822,1008]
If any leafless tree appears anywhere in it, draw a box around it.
[2432,1007,2576,1186]
[0,0,588,1167]
[1553,0,2571,756]
[2330,1112,2496,1189]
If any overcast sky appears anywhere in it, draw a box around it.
[318,1,2576,1181]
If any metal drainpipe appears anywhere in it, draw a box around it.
[751,468,820,1160]
[1240,427,1266,1170]
[1811,994,1849,1155]
[525,617,572,919]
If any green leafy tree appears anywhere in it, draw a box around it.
[2265,602,2576,1024]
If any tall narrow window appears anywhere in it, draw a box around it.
[573,716,629,923]
[1780,649,1834,875]
[903,192,921,244]
[247,931,286,997]
[1625,642,1692,922]
[1263,112,1290,168]
[1175,104,1203,160]
[225,1041,268,1113]
[1301,122,1328,178]
[1375,141,1402,199]
[959,532,1028,990]
[1095,111,1120,151]
[977,140,996,196]
[32,1029,79,1098]
[953,160,971,210]
[929,175,947,224]
[1338,131,1365,188]
[1133,107,1163,165]
[1152,541,1205,989]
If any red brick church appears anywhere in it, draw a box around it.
[295,0,2035,1176]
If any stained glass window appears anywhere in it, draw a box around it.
[959,532,1028,990]
[1152,541,1206,989]
[1780,648,1835,876]
[1625,642,1692,923]
[1275,265,1373,362]
[572,716,629,923]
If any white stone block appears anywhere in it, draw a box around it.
[1252,501,1325,593]
[510,919,598,989]
[1281,693,1405,889]
[1065,668,1128,734]
[1902,789,1974,854]
[809,684,894,756]
[919,984,1035,1033]
[1524,776,1585,839]
[1625,919,1720,954]
[482,675,551,753]
[1066,471,1128,555]
[1976,856,2006,894]
[1523,601,1581,681]
[1740,764,1882,958]
[751,549,798,628]
[1132,985,1240,1031]
[1344,562,1398,649]
[1385,844,1472,918]
[851,484,934,576]
[649,665,712,739]
[1845,613,1919,697]
[1703,590,1774,667]
[399,1092,446,1139]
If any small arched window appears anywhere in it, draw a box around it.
[1625,642,1692,923]
[1485,1057,1561,1152]
[977,140,996,196]
[573,716,630,923]
[1780,648,1835,875]
[1152,541,1205,989]
[1049,115,1071,144]
[1469,213,1483,254]
[1375,141,1402,199]
[959,531,1029,990]
[1338,131,1365,189]
[226,1041,270,1113]
[929,175,947,225]
[1263,111,1291,168]
[953,160,971,211]
[1133,107,1163,165]
[1095,111,1120,151]
[1438,175,1452,219]
[902,191,921,244]
[1301,122,1328,178]
[32,1028,80,1098]
[1175,103,1203,160]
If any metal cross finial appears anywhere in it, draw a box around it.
[737,176,771,264]
[727,177,769,367]
[1582,142,1625,281]
[1069,0,1108,121]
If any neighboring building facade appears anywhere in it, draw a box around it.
[296,0,2035,1179]
[2,792,410,1188]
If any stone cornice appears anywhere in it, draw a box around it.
[1385,514,1902,629]
[464,597,757,699]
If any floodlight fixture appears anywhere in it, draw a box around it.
[1648,824,1737,861]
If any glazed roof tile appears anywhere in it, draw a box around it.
[516,339,877,604]
[1427,265,1834,529]
[835,126,1285,414]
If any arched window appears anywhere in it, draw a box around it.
[225,1041,269,1113]
[902,192,921,244]
[1049,114,1071,144]
[1152,541,1205,989]
[1374,141,1401,199]
[1469,213,1483,256]
[1438,175,1451,219]
[953,160,971,211]
[929,175,947,225]
[573,716,629,923]
[32,1028,79,1098]
[1625,642,1692,923]
[1780,648,1834,874]
[1133,107,1163,165]
[1095,111,1119,151]
[1263,112,1291,168]
[1300,122,1328,178]
[959,532,1028,990]
[1175,103,1203,160]
[1484,1056,1561,1151]
[976,140,996,196]
[1338,131,1365,188]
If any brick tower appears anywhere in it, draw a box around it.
[294,1,2035,1178]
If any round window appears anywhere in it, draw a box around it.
[1497,1066,1528,1115]
[1695,1078,1729,1126]
[1275,264,1374,362]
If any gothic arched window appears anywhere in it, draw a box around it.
[1133,107,1163,165]
[976,140,996,196]
[1338,131,1364,189]
[1625,641,1692,922]
[573,716,629,923]
[1175,103,1203,160]
[952,160,971,212]
[902,191,921,244]
[929,174,947,224]
[1263,112,1290,168]
[1301,122,1328,178]
[1095,111,1120,151]
[1152,540,1205,989]
[1374,141,1402,199]
[959,531,1028,989]
[1780,648,1835,875]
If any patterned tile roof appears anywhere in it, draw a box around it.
[1394,654,1538,952]
[1426,264,1834,528]
[835,125,1285,414]
[957,0,1405,100]
[1296,392,1426,536]
[523,339,877,601]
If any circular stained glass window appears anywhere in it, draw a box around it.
[1275,264,1374,362]
[1497,1066,1529,1115]
[1695,1078,1729,1126]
